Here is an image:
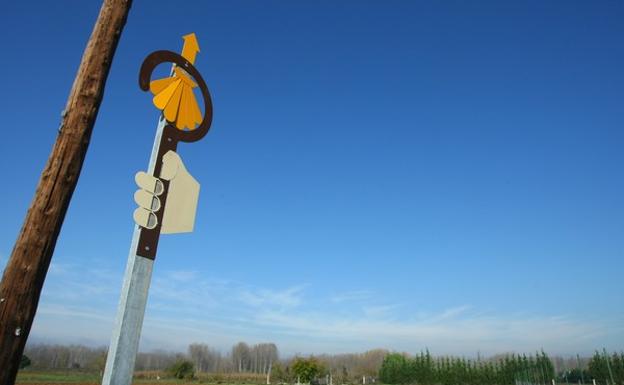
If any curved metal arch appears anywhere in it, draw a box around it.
[139,50,213,143]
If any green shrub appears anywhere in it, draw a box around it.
[20,355,31,369]
[168,359,195,380]
[292,356,325,383]
[379,353,410,384]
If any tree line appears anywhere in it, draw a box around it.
[22,342,278,374]
[22,343,624,385]
[21,342,375,374]
[379,350,624,385]
[22,342,385,383]
[379,350,555,385]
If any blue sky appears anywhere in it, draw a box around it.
[1,1,623,356]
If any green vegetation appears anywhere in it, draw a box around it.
[557,367,590,384]
[17,343,624,385]
[168,359,195,380]
[588,351,624,385]
[16,370,101,383]
[16,371,249,384]
[21,355,32,369]
[379,350,555,385]
[292,357,326,383]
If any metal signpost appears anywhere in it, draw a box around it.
[102,33,213,385]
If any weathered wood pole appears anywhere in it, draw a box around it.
[0,1,132,383]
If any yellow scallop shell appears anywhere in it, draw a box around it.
[149,67,202,131]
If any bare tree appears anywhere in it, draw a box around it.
[261,343,279,383]
[189,343,223,373]
[316,349,388,382]
[134,349,185,371]
[189,343,209,373]
[232,342,251,373]
[24,344,108,370]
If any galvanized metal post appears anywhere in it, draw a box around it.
[102,116,167,385]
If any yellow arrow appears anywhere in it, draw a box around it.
[181,33,200,64]
[148,33,203,130]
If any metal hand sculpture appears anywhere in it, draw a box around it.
[134,47,213,259]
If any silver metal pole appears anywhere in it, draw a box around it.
[102,115,167,385]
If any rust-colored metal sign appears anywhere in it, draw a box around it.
[134,36,213,259]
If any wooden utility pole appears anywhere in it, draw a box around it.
[0,1,132,383]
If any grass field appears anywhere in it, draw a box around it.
[16,370,248,385]
[17,371,100,384]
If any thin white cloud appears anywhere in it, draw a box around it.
[362,304,401,318]
[149,273,221,315]
[40,263,120,303]
[37,303,112,322]
[48,262,68,275]
[26,262,624,356]
[168,270,198,282]
[30,304,113,347]
[436,305,472,320]
[330,290,373,303]
[238,285,306,308]
[251,308,614,356]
